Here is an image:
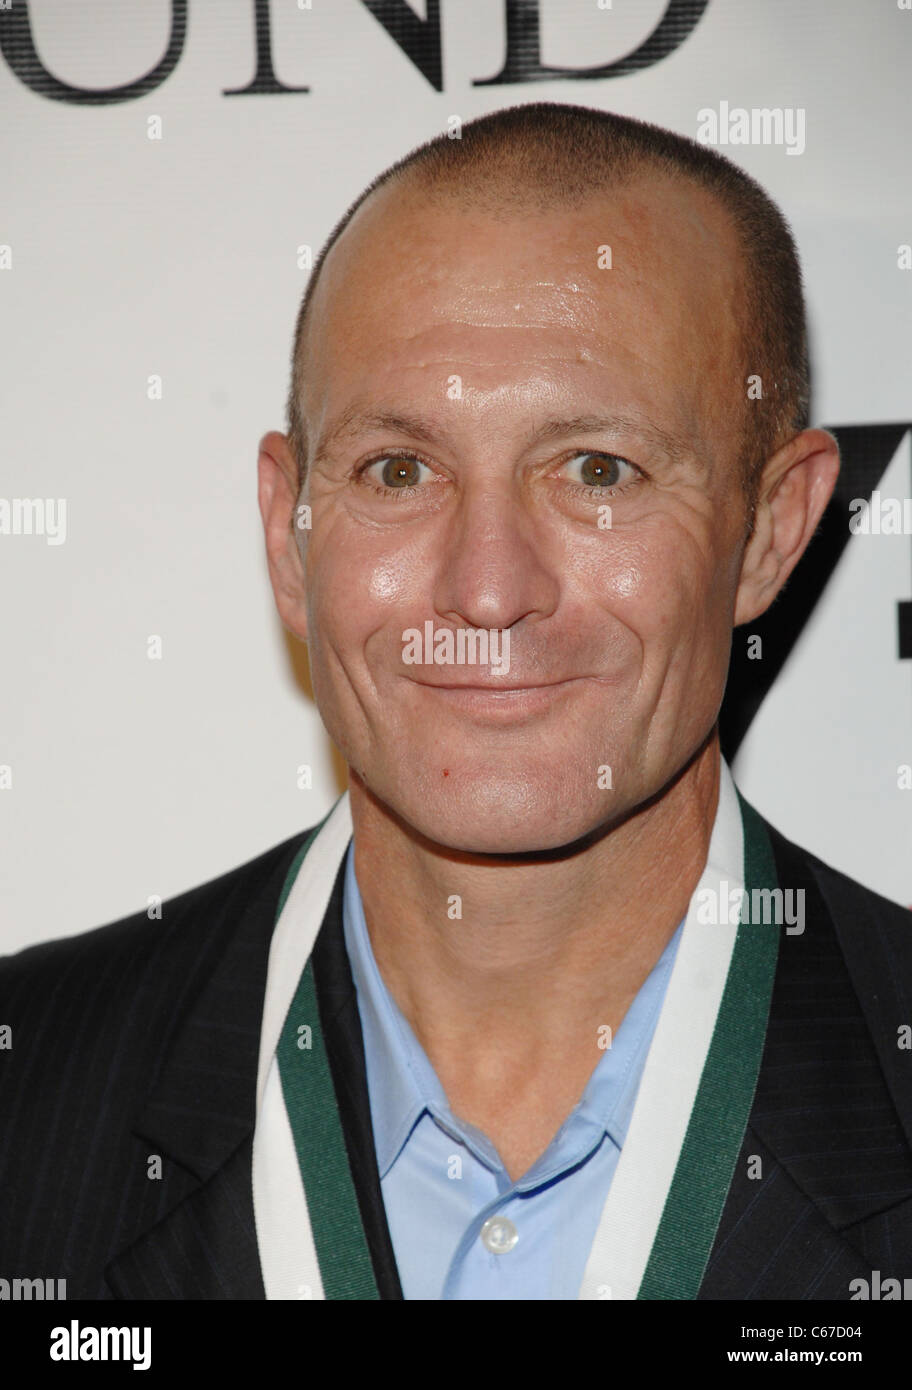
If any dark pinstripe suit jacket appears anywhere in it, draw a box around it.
[1,816,911,1300]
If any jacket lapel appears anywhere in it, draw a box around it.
[699,819,912,1298]
[104,829,310,1300]
[104,1134,264,1299]
[103,821,403,1301]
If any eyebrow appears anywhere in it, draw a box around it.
[311,406,697,468]
[524,412,698,466]
[314,408,440,462]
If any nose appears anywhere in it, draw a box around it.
[431,473,560,635]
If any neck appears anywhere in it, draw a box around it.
[349,738,721,1064]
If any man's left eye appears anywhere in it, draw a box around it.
[558,452,635,488]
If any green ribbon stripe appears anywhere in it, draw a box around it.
[276,813,381,1301]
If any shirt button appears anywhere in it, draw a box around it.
[480,1216,519,1254]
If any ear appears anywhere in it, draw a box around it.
[257,429,309,642]
[734,428,840,627]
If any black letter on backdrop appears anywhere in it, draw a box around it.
[224,0,443,97]
[475,0,709,87]
[0,0,186,105]
[224,0,310,96]
[356,0,443,93]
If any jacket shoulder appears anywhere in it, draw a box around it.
[763,812,911,933]
[0,826,321,1295]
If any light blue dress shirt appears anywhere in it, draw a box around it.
[341,841,683,1300]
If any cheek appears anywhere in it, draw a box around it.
[573,518,728,646]
[367,562,406,603]
[360,540,433,611]
[305,527,427,668]
[326,506,442,599]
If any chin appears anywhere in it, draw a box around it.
[391,766,615,858]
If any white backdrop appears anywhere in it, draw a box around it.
[2,0,910,951]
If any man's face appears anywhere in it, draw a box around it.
[292,173,751,853]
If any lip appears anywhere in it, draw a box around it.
[408,676,585,718]
[413,679,572,690]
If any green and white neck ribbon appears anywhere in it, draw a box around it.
[252,762,779,1300]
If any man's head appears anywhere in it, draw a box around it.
[259,102,838,854]
[287,103,812,511]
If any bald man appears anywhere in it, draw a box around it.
[3,103,911,1304]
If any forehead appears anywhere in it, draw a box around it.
[299,170,746,455]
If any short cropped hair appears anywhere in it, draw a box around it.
[285,102,810,507]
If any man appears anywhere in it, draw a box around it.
[2,103,911,1302]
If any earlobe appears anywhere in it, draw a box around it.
[733,501,777,627]
[733,428,840,628]
[257,430,310,642]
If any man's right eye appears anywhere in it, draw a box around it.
[359,454,433,492]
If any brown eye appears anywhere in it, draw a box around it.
[576,453,623,487]
[377,456,423,488]
[555,450,641,499]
